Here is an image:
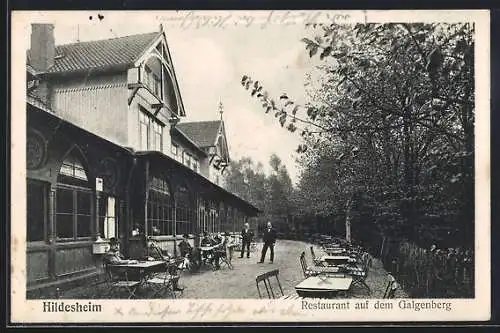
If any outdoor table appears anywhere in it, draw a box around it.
[320,255,354,266]
[111,260,167,283]
[324,248,347,255]
[112,260,167,269]
[295,275,353,298]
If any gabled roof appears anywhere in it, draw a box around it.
[27,32,160,74]
[175,120,223,148]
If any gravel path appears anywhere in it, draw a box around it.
[179,240,408,299]
[60,240,408,299]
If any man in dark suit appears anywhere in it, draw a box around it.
[258,221,277,263]
[240,222,254,258]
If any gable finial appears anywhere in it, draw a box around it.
[218,100,224,121]
[159,23,164,32]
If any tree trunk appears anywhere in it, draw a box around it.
[345,198,353,242]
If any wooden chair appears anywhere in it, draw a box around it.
[310,246,324,266]
[256,269,284,299]
[103,263,141,299]
[300,252,344,278]
[383,274,399,299]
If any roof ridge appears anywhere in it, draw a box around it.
[55,31,160,48]
[178,120,222,125]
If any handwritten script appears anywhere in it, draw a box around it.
[156,11,352,30]
[114,300,305,321]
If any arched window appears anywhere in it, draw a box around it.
[141,54,179,115]
[148,175,174,236]
[219,202,229,234]
[55,149,92,240]
[175,184,193,235]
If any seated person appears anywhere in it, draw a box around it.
[199,231,221,269]
[214,232,231,260]
[200,231,215,247]
[103,238,140,280]
[178,234,193,257]
[104,238,136,265]
[178,234,200,269]
[213,233,224,245]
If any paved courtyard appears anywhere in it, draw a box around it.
[59,240,407,299]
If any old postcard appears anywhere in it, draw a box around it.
[10,9,490,323]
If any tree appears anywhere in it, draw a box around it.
[224,155,295,235]
[241,23,474,246]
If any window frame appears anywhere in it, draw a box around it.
[175,185,194,236]
[183,152,192,169]
[55,183,93,241]
[148,176,174,236]
[98,194,118,239]
[171,142,179,156]
[152,121,163,152]
[192,157,199,173]
[139,109,150,151]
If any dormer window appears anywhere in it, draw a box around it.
[142,65,162,99]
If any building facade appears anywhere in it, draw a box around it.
[25,24,259,296]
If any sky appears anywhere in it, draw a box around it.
[18,11,334,185]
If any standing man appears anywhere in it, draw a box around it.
[240,222,254,258]
[258,221,277,264]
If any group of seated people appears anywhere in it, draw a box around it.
[103,236,185,291]
[198,230,233,270]
[103,230,233,282]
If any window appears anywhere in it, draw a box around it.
[143,65,162,100]
[139,109,163,152]
[152,121,163,152]
[227,206,234,233]
[153,73,161,98]
[98,195,117,239]
[27,179,48,242]
[183,152,191,169]
[192,158,199,173]
[175,185,193,235]
[148,176,174,236]
[207,200,219,233]
[220,203,232,234]
[139,110,150,151]
[60,155,87,181]
[171,143,178,156]
[55,151,92,240]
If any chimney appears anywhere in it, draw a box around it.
[30,24,55,72]
[29,24,55,107]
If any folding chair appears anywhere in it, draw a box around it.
[217,245,233,270]
[310,246,324,266]
[103,263,141,299]
[350,252,371,294]
[383,274,399,299]
[144,262,177,298]
[300,252,344,278]
[256,269,284,299]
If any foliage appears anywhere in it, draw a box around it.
[241,23,474,247]
[224,155,295,233]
